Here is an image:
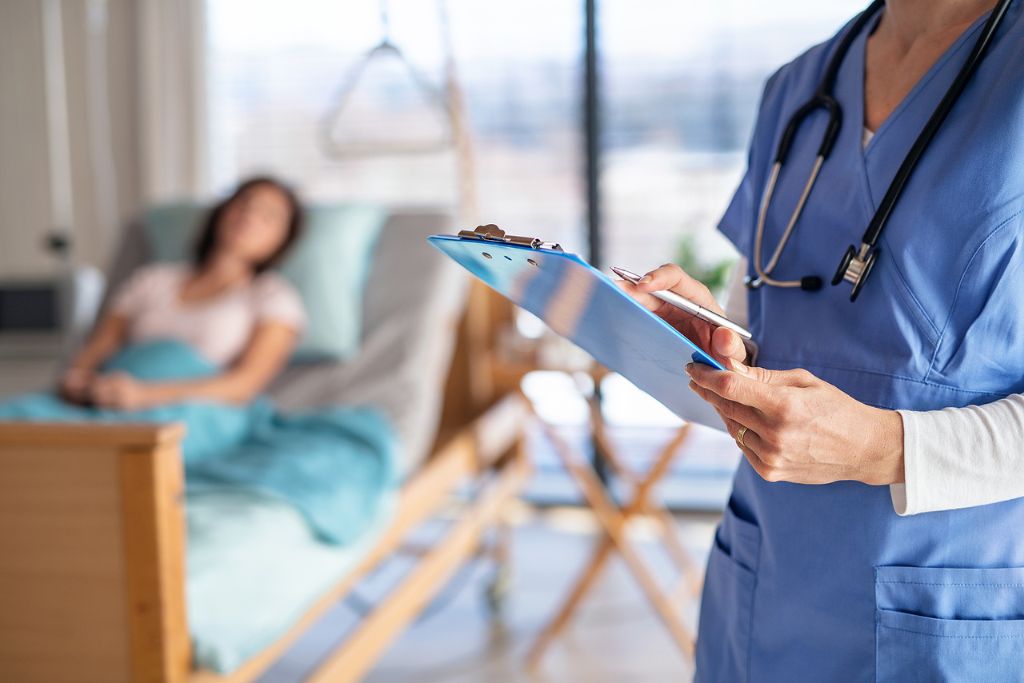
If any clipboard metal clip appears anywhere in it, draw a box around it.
[457,224,563,252]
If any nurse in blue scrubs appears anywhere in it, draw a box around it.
[626,0,1024,679]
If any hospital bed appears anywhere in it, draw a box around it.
[0,208,530,682]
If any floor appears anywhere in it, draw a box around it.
[257,505,720,683]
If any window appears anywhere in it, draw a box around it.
[205,0,866,263]
[204,0,872,508]
[205,0,584,249]
[600,0,865,284]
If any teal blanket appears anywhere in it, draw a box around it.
[0,340,396,545]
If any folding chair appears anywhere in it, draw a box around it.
[524,364,705,668]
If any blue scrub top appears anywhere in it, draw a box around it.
[697,3,1024,681]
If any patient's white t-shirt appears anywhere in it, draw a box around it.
[110,263,306,366]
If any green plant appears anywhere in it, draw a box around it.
[674,233,735,298]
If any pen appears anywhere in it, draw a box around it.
[611,266,753,341]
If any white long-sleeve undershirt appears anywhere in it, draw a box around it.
[723,257,1024,516]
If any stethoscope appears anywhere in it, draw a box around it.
[747,0,1014,301]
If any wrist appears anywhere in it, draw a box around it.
[138,383,166,409]
[141,381,185,409]
[863,408,905,485]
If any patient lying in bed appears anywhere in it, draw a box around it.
[0,176,396,546]
[62,176,307,410]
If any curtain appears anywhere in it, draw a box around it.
[136,0,208,203]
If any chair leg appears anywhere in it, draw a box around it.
[528,418,696,666]
[525,537,616,669]
[485,516,514,617]
[527,434,677,667]
[601,422,704,597]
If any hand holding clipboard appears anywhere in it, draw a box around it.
[611,265,751,372]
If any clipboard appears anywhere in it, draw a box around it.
[428,225,727,432]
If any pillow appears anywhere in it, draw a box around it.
[141,202,386,361]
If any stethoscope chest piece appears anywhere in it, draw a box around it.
[833,243,880,302]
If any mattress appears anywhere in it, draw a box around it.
[186,488,396,674]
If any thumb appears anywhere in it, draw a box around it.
[720,355,781,385]
[711,326,746,364]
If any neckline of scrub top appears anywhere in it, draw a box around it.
[850,8,994,215]
[853,8,992,159]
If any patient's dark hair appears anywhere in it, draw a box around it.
[194,176,304,274]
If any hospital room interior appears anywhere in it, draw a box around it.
[2,0,988,681]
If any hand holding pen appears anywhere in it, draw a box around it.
[614,263,750,371]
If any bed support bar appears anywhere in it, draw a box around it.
[192,393,529,683]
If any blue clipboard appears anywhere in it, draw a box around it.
[428,225,726,431]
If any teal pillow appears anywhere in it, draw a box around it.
[142,202,205,264]
[141,202,385,361]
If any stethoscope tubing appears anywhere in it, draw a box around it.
[859,0,1014,249]
[751,0,883,290]
[749,0,1014,298]
[752,156,824,288]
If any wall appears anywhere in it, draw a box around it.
[0,0,142,279]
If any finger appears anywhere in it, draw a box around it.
[734,364,820,392]
[638,264,722,314]
[687,363,780,411]
[91,380,115,404]
[619,277,717,340]
[615,278,670,313]
[711,326,747,364]
[720,419,778,481]
[105,390,127,409]
[690,380,770,432]
[721,416,767,454]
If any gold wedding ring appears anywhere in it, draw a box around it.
[736,426,748,448]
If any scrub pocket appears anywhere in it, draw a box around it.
[695,501,760,683]
[875,566,1024,682]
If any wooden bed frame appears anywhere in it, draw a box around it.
[0,284,530,683]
